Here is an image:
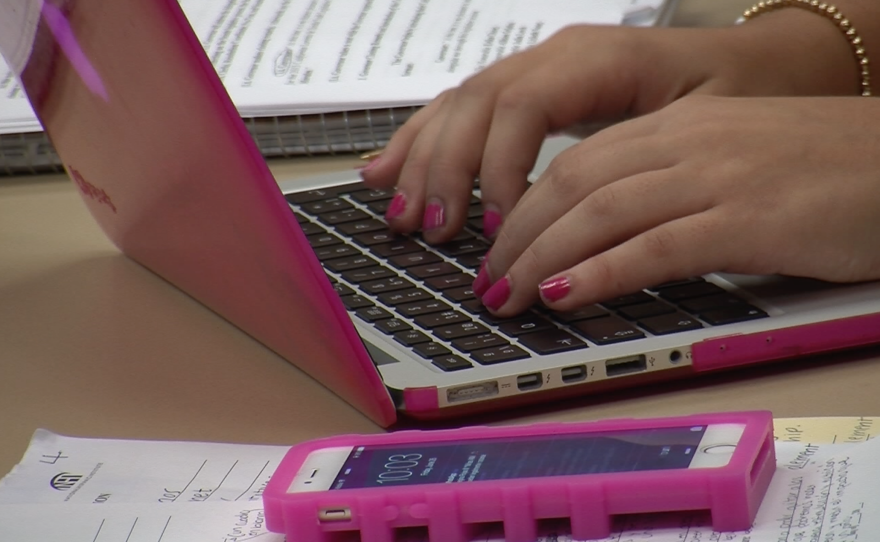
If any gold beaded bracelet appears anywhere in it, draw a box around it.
[743,0,871,96]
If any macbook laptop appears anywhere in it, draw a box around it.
[11,0,880,427]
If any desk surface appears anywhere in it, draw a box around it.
[3,0,879,477]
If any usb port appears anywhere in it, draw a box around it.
[561,365,587,383]
[446,381,499,403]
[605,355,647,377]
[516,373,543,391]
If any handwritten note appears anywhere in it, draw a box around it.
[1,418,878,542]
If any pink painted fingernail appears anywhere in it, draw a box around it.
[422,200,445,231]
[482,276,510,312]
[539,276,571,303]
[384,193,407,221]
[483,208,502,239]
[473,265,491,297]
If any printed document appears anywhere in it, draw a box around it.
[1,419,879,541]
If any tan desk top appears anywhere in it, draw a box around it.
[4,0,878,478]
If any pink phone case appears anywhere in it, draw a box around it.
[264,411,775,542]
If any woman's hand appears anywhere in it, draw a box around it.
[361,14,860,244]
[473,95,880,316]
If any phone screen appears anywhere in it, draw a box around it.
[328,425,708,490]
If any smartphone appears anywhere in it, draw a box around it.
[264,411,775,542]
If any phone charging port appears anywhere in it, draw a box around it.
[605,355,647,377]
[516,373,543,391]
[561,365,587,383]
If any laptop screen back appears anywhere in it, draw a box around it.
[17,0,395,426]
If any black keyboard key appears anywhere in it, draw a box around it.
[355,306,393,322]
[378,289,434,306]
[601,292,655,309]
[342,266,396,283]
[495,317,554,337]
[437,239,491,257]
[413,311,470,328]
[366,199,392,214]
[466,218,484,232]
[548,305,608,323]
[647,277,706,291]
[323,254,378,273]
[361,276,414,295]
[375,318,413,334]
[299,222,325,236]
[467,204,484,218]
[456,252,487,269]
[307,232,344,248]
[319,208,372,225]
[700,305,769,326]
[396,299,451,317]
[285,187,348,204]
[442,285,476,303]
[413,342,452,359]
[394,330,432,346]
[292,212,309,223]
[336,219,387,236]
[340,294,374,310]
[350,188,395,203]
[617,301,676,321]
[571,316,645,345]
[432,355,473,372]
[518,329,588,355]
[425,273,473,291]
[372,240,423,258]
[657,282,726,302]
[388,251,442,269]
[407,262,460,280]
[460,299,488,315]
[471,345,530,365]
[639,312,703,335]
[433,321,490,340]
[332,283,354,297]
[353,230,400,247]
[302,198,353,215]
[313,244,359,261]
[678,293,747,315]
[451,333,508,352]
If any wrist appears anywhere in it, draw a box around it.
[717,6,869,96]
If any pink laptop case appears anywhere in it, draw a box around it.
[18,0,397,426]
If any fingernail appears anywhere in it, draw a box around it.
[473,265,491,297]
[384,192,407,221]
[357,156,382,174]
[483,207,502,239]
[482,276,510,312]
[539,276,571,303]
[422,200,445,231]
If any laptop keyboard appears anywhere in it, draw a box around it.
[285,182,768,373]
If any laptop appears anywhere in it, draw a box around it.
[12,0,880,427]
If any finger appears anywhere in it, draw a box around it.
[485,116,667,283]
[416,60,537,243]
[359,91,451,189]
[539,211,730,311]
[381,102,453,234]
[477,80,554,239]
[483,167,713,316]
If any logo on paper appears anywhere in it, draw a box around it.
[50,472,83,491]
[69,165,117,213]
